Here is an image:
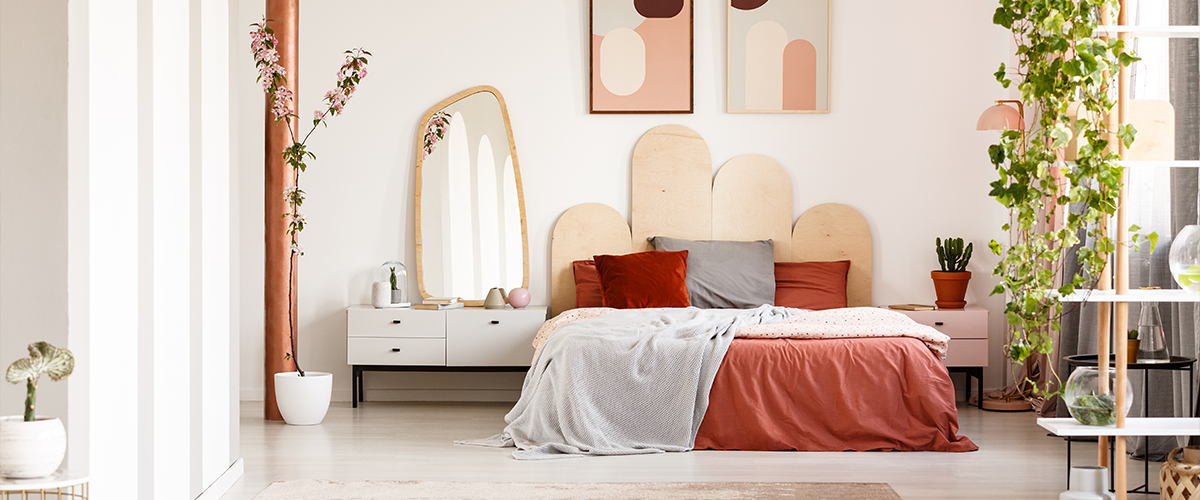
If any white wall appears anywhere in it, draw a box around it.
[238,0,1016,402]
[0,0,70,423]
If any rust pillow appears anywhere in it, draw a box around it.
[593,251,691,309]
[774,261,850,310]
[572,260,604,308]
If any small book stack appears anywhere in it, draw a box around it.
[888,304,936,311]
[413,297,464,310]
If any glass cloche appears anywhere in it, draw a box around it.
[1063,367,1132,426]
[377,261,409,307]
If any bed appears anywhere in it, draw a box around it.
[492,125,975,457]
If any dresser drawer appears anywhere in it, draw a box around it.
[347,307,445,338]
[446,307,546,367]
[898,308,987,339]
[347,337,445,366]
[943,339,988,367]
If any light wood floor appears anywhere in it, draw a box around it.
[221,401,1165,500]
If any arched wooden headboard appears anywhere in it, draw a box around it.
[550,125,872,317]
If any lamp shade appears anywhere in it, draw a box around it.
[976,103,1024,131]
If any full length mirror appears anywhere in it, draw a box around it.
[416,86,529,301]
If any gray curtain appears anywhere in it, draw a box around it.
[1054,0,1199,462]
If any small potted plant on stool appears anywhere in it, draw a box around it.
[1,342,74,478]
[932,237,973,309]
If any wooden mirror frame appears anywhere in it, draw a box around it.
[414,85,530,300]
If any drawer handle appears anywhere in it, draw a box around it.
[935,322,944,326]
[392,320,402,324]
[490,320,500,325]
[391,348,401,352]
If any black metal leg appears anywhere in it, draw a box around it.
[1143,372,1150,493]
[358,367,365,403]
[351,365,359,409]
[975,368,984,408]
[1066,436,1072,489]
[964,371,972,406]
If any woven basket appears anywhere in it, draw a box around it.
[1161,448,1200,500]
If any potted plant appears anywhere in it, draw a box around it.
[250,19,370,425]
[986,0,1144,408]
[932,237,973,309]
[1,342,74,478]
[1126,329,1140,364]
[389,266,403,304]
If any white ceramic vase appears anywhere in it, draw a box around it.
[371,282,391,308]
[1059,465,1115,500]
[274,371,332,426]
[0,416,66,478]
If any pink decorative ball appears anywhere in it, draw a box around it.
[507,288,531,309]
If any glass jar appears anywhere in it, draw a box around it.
[377,261,409,307]
[1169,225,1200,292]
[1137,302,1169,363]
[1063,367,1132,426]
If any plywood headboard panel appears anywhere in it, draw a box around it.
[630,125,713,253]
[792,203,872,307]
[549,125,872,317]
[712,154,792,262]
[550,203,632,315]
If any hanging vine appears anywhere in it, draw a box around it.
[987,0,1146,397]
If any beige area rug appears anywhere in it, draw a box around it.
[252,480,902,500]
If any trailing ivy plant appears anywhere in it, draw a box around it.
[987,0,1146,398]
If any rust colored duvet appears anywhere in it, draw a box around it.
[695,336,978,452]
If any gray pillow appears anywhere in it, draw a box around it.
[647,236,775,309]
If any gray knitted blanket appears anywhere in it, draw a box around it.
[458,306,794,460]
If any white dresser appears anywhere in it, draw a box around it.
[346,305,547,406]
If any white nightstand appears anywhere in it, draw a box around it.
[891,305,989,406]
[346,305,547,407]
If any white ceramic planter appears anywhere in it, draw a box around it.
[0,416,66,478]
[274,371,332,425]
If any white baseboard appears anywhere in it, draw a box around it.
[195,458,244,500]
[241,386,520,403]
[240,387,264,401]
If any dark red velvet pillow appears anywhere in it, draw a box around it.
[593,251,691,309]
[774,261,850,310]
[572,260,604,308]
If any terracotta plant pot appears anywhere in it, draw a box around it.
[1126,339,1140,364]
[931,271,971,309]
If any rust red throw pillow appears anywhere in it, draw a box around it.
[774,260,850,310]
[593,251,691,309]
[572,260,604,308]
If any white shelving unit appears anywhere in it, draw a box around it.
[1035,6,1199,500]
[1063,160,1200,168]
[1059,289,1200,303]
[1039,417,1200,437]
[1094,25,1200,37]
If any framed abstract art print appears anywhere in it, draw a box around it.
[727,0,830,113]
[590,0,694,114]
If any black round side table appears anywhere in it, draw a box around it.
[1064,354,1196,494]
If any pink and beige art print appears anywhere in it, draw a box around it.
[590,0,693,114]
[728,0,829,113]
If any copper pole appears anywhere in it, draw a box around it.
[264,0,299,420]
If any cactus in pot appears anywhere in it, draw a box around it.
[931,237,974,309]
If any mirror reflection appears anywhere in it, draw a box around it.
[417,86,528,301]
